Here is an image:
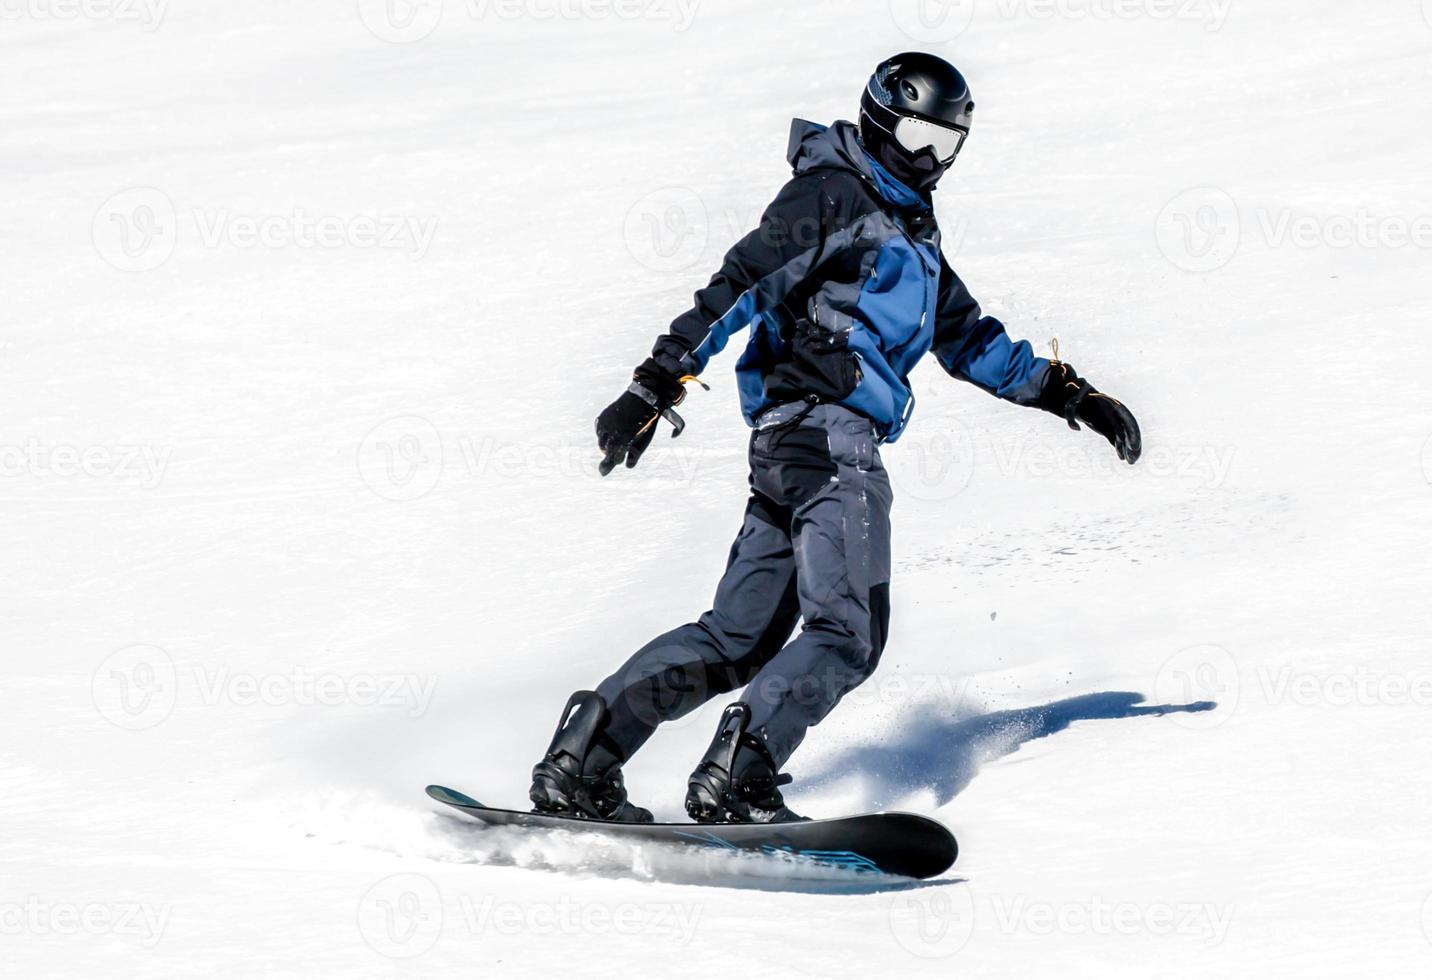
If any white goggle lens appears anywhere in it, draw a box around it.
[894,117,966,163]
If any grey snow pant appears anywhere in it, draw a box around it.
[596,403,894,768]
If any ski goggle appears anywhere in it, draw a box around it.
[894,117,967,164]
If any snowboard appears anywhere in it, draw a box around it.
[426,785,957,880]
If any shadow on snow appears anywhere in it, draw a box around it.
[805,691,1217,808]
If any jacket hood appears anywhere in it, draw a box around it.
[786,118,928,212]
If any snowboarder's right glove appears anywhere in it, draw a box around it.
[1039,361,1143,465]
[596,359,701,477]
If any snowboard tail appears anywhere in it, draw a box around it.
[425,785,957,880]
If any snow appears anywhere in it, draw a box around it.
[3,0,1431,976]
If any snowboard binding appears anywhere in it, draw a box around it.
[529,691,653,824]
[686,702,805,824]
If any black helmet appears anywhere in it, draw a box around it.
[859,52,975,194]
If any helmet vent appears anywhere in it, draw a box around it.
[901,81,920,100]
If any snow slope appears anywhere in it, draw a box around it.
[3,0,1431,976]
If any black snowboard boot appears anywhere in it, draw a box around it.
[529,691,653,823]
[686,703,805,824]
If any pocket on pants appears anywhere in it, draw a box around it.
[825,415,877,472]
[762,423,838,510]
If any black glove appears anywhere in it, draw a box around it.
[1039,362,1142,465]
[596,359,688,477]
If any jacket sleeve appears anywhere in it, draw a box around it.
[930,254,1051,405]
[641,173,842,385]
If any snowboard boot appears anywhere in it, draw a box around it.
[686,703,806,824]
[529,691,653,824]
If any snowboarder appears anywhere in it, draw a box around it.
[530,52,1142,825]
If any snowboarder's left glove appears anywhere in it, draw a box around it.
[1039,362,1142,465]
[596,359,703,477]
